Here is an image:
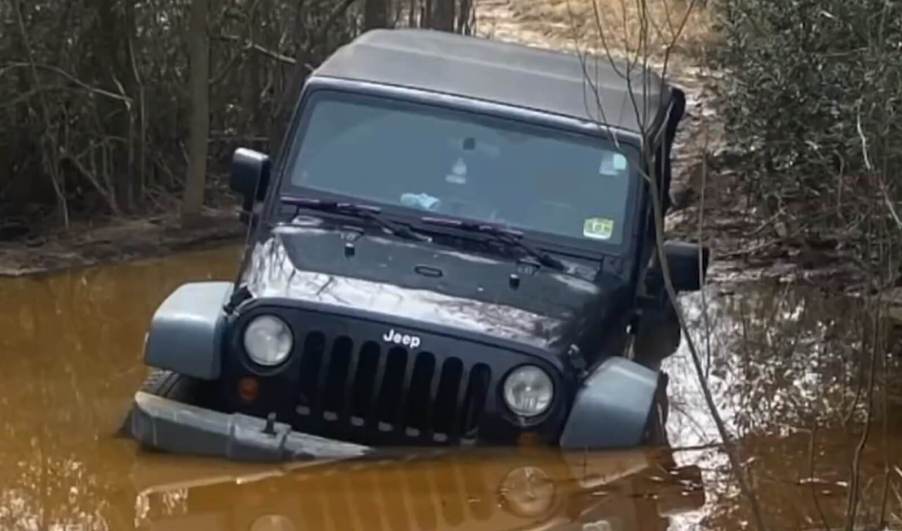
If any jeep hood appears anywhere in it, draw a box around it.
[242,223,630,352]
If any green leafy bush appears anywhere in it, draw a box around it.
[717,0,901,255]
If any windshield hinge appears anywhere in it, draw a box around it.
[224,285,251,314]
[567,344,588,378]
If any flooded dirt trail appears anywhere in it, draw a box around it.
[0,246,242,530]
[1,246,900,530]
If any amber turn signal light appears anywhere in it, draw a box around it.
[238,377,259,402]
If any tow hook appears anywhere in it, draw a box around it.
[263,412,278,436]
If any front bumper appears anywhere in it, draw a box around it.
[128,391,371,462]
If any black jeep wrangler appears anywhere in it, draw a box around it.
[125,29,708,461]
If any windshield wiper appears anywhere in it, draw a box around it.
[420,217,565,271]
[281,196,430,242]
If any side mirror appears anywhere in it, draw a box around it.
[647,241,710,293]
[230,148,271,220]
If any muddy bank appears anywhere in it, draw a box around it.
[0,208,245,277]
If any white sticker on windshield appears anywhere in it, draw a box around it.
[583,217,614,240]
[446,157,468,184]
[599,152,628,176]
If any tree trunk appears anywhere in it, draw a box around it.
[408,0,418,27]
[182,0,210,224]
[270,0,307,155]
[431,0,454,31]
[122,0,141,211]
[457,0,472,34]
[364,0,388,30]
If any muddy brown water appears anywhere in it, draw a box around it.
[1,245,900,530]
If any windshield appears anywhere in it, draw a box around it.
[285,90,638,247]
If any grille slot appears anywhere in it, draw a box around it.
[433,359,464,437]
[406,353,436,433]
[375,347,407,429]
[294,330,491,443]
[460,365,491,438]
[296,332,325,415]
[349,341,380,423]
[322,336,353,419]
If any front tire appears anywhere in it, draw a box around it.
[118,369,215,439]
[139,369,208,403]
[633,303,682,370]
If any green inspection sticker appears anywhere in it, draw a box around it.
[583,217,614,240]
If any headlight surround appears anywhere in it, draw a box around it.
[502,365,554,417]
[243,315,293,367]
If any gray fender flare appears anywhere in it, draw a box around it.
[559,357,659,449]
[144,282,233,380]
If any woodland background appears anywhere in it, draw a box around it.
[0,0,899,281]
[0,0,473,236]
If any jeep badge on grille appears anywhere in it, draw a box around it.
[383,328,422,349]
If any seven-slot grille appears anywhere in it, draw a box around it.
[293,331,492,444]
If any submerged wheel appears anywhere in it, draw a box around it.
[633,303,682,371]
[139,369,207,403]
[118,369,215,439]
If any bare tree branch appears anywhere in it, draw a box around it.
[1,62,133,103]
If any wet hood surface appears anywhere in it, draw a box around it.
[243,221,628,352]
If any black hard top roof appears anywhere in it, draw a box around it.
[311,29,674,135]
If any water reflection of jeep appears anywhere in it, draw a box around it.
[124,28,709,461]
[130,449,705,531]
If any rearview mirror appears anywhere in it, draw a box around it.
[230,148,271,220]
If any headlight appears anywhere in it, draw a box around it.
[503,365,553,417]
[243,315,293,366]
